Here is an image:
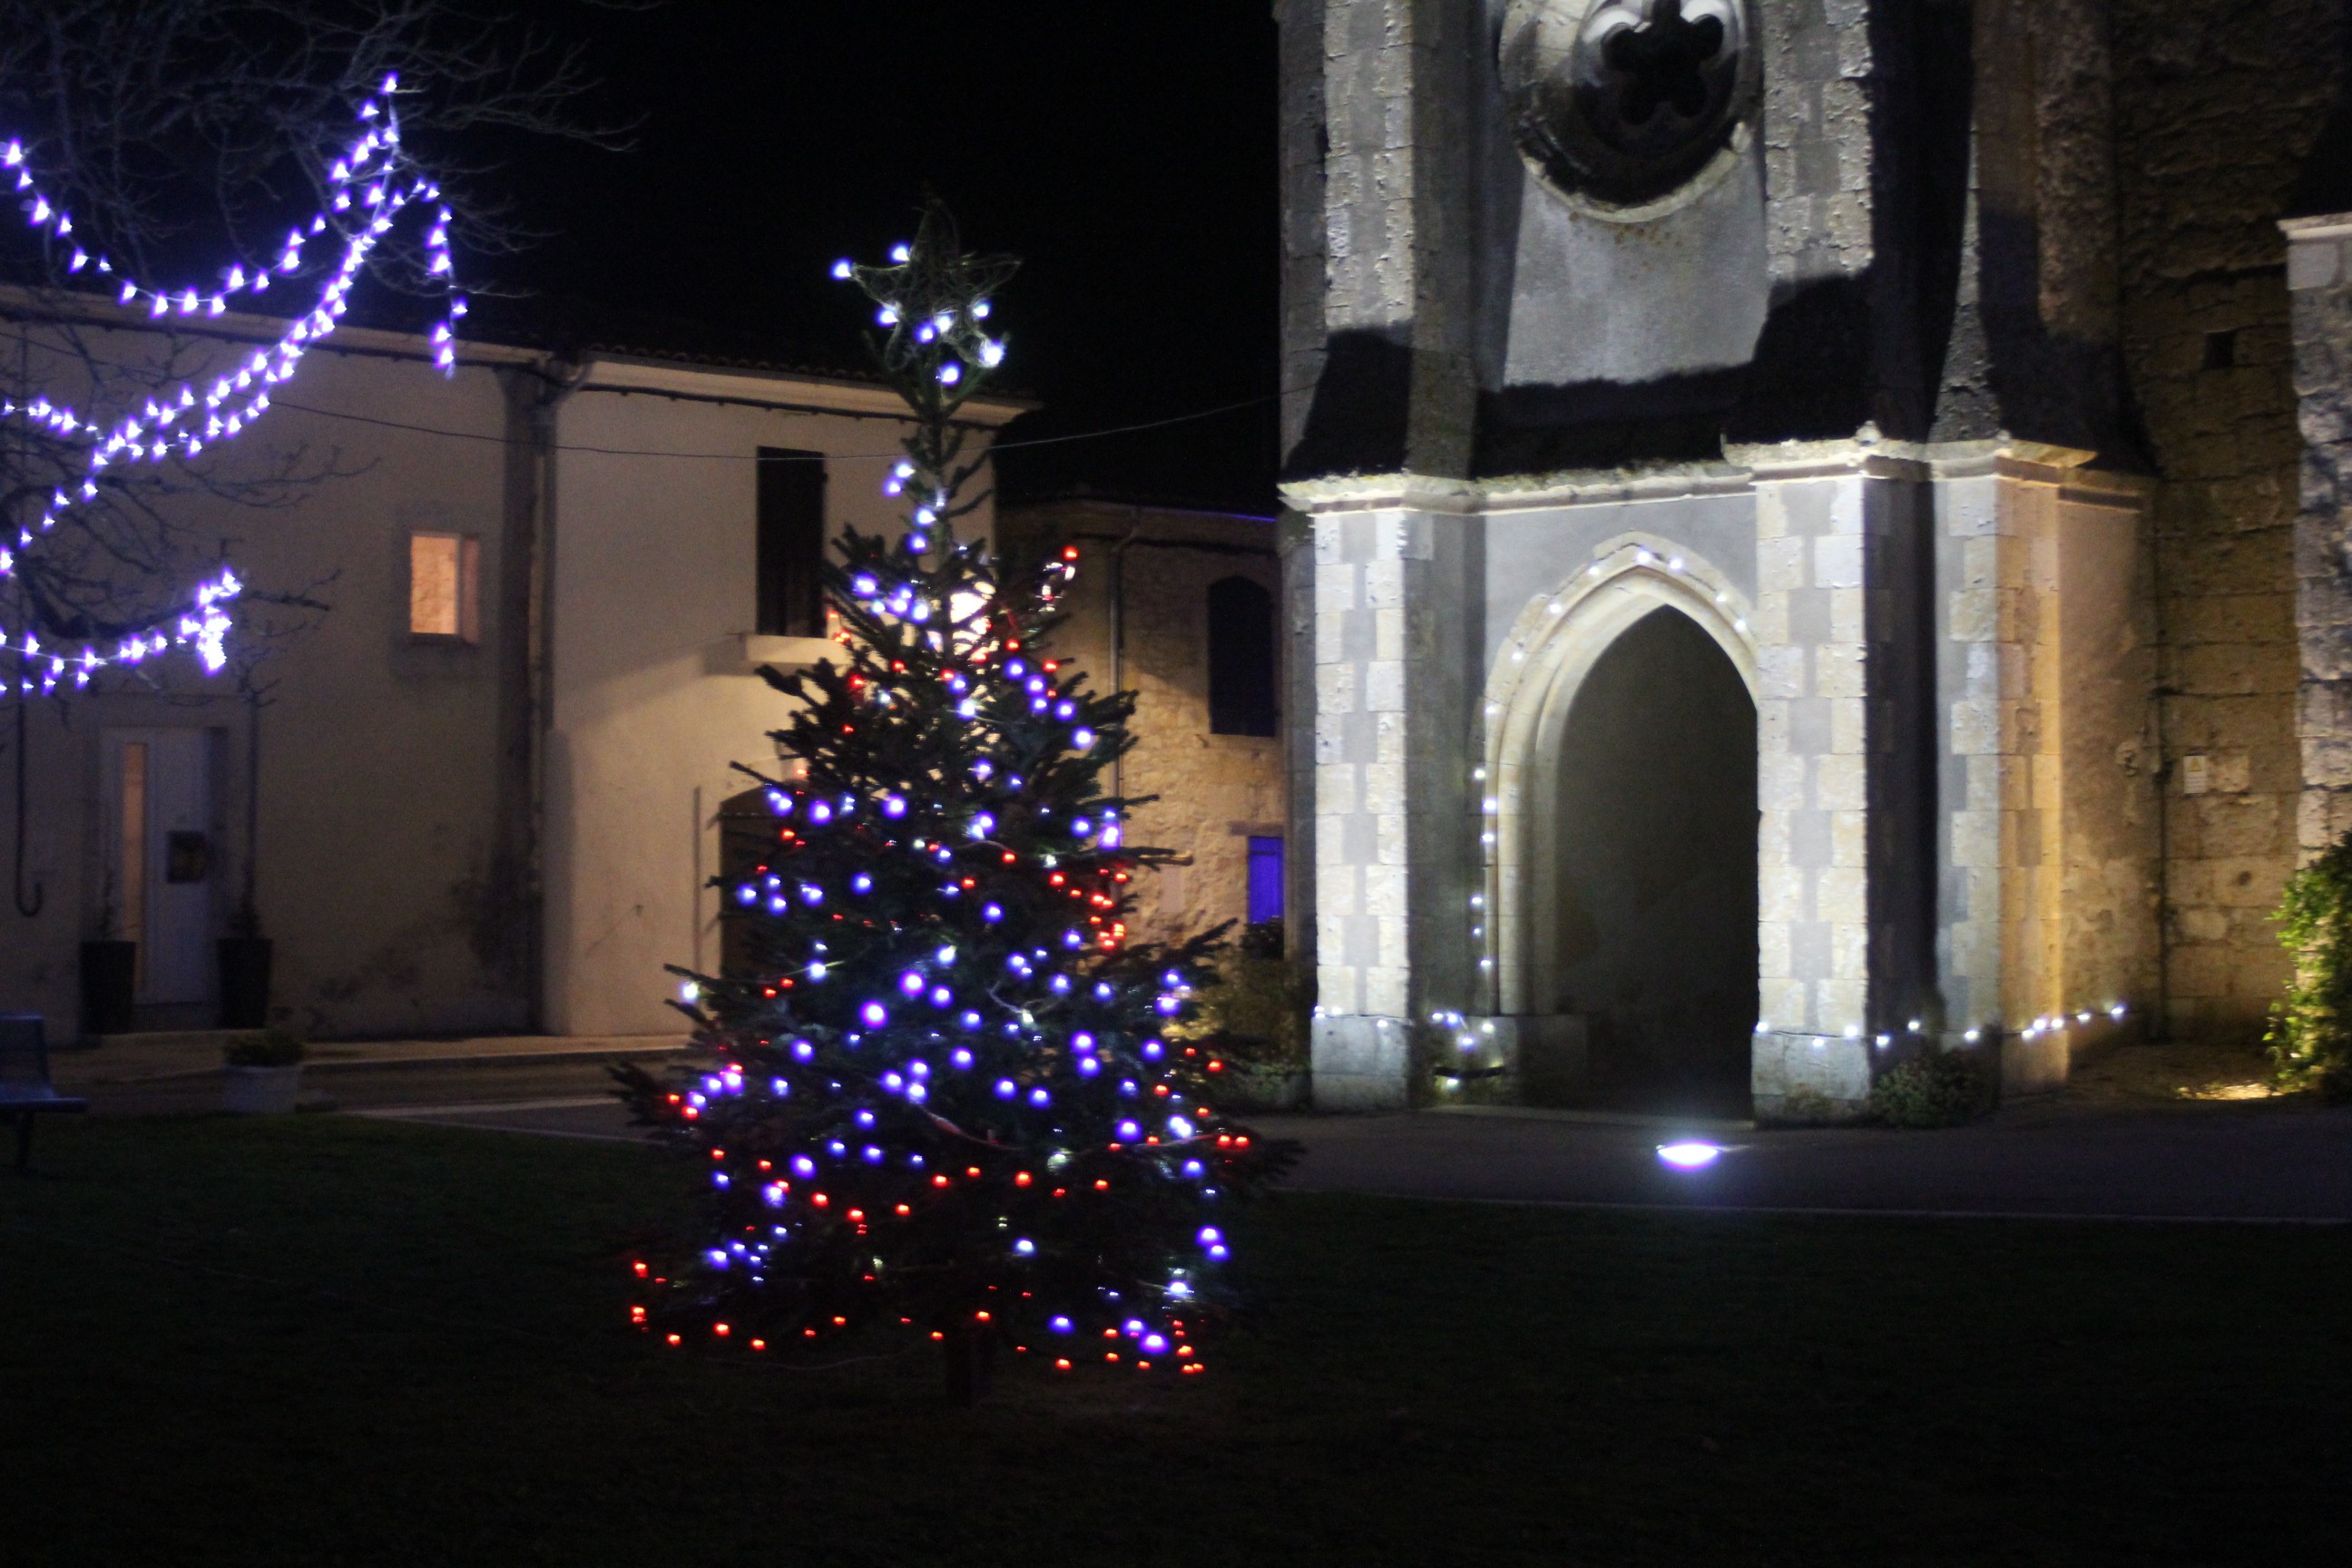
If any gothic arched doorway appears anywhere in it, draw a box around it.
[1547,605,1756,1115]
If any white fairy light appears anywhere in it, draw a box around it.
[2,78,466,692]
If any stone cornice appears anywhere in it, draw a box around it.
[1280,436,2143,514]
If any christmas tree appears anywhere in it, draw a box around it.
[616,202,1294,1402]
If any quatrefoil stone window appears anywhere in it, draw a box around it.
[1500,0,1759,217]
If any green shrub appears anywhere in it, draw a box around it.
[2269,834,2352,1102]
[1870,1049,1994,1128]
[223,1028,307,1069]
[1172,923,1308,1070]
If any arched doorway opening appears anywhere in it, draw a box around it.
[1547,606,1756,1115]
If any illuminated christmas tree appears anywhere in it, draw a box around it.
[615,202,1293,1402]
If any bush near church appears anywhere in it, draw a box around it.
[2268,832,2352,1102]
[1868,1049,1995,1128]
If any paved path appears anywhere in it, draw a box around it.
[1261,1102,2352,1222]
[355,1092,2352,1223]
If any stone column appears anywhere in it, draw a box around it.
[1933,446,2156,1092]
[2285,215,2352,858]
[1277,1,1479,1110]
[1934,451,2065,1085]
[1742,444,1937,1121]
[1286,483,1474,1109]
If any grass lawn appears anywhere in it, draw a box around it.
[3,1117,2346,1567]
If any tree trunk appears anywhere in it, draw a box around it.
[942,1321,995,1407]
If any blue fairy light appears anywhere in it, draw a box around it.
[995,1079,1017,1099]
[860,1001,887,1026]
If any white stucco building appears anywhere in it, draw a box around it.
[2,294,1024,1041]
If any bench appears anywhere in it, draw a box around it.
[1,1014,87,1171]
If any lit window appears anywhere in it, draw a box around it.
[409,532,480,642]
[1247,836,1285,926]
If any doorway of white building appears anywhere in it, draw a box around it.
[103,729,218,1009]
[1548,608,1757,1116]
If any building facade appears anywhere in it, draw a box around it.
[1278,0,2352,1115]
[998,496,1289,950]
[2,298,1022,1042]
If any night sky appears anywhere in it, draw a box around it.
[500,2,1282,513]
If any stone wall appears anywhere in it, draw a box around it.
[2112,0,2347,1040]
[997,500,1288,951]
[2288,218,2352,865]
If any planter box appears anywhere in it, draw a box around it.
[1217,1063,1310,1112]
[221,1064,302,1115]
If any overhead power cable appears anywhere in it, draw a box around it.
[260,387,1289,463]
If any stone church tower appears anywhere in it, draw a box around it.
[1276,0,2352,1116]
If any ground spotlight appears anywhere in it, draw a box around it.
[1656,1141,1724,1171]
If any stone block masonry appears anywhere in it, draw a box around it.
[2288,218,2352,865]
[2112,0,2344,1043]
[1743,446,1937,1121]
[1298,486,1476,1109]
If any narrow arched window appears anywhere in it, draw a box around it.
[1207,575,1277,737]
